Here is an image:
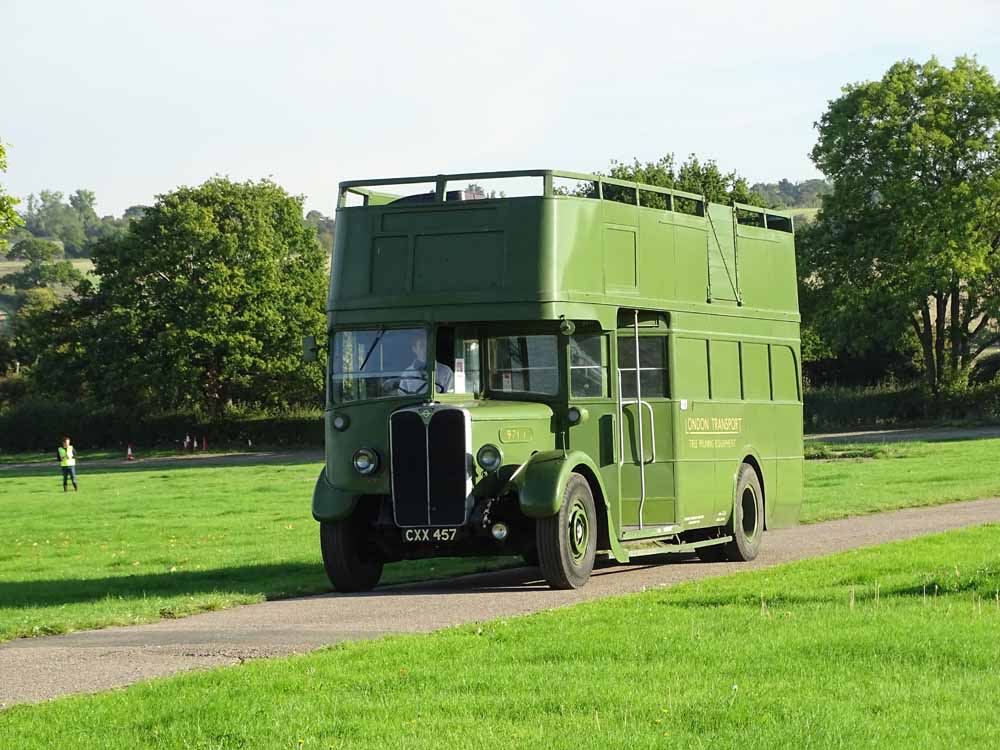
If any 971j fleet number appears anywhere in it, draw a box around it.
[403,528,457,542]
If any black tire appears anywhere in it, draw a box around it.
[695,543,728,562]
[319,516,384,593]
[720,463,764,562]
[536,472,597,589]
[521,543,540,567]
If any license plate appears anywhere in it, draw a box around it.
[402,528,458,542]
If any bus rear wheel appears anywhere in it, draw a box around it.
[320,516,384,593]
[699,463,764,563]
[536,473,597,589]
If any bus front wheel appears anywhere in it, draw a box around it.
[320,517,384,593]
[536,472,597,589]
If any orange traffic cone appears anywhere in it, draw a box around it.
[126,444,135,461]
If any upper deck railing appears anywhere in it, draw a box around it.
[337,169,794,233]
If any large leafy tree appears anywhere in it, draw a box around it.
[808,56,1000,389]
[29,177,328,413]
[0,141,23,251]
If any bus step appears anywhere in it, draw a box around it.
[619,525,681,542]
[619,535,733,559]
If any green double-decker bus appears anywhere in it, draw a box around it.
[309,169,802,591]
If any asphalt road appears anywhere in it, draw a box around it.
[806,425,1000,443]
[2,497,998,709]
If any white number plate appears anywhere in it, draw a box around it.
[403,528,458,542]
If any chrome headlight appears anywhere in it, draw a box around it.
[332,413,350,431]
[476,444,503,473]
[352,448,379,475]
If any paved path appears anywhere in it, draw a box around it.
[806,425,1000,444]
[2,498,998,708]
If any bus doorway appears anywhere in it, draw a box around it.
[616,310,676,531]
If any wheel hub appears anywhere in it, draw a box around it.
[568,499,590,562]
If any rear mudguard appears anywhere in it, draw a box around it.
[312,467,359,523]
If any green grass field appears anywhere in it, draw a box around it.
[2,524,997,748]
[803,437,1000,521]
[0,259,94,276]
[2,438,999,643]
[0,458,518,642]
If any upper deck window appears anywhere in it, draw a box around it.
[332,328,447,402]
[488,334,559,396]
[603,183,637,205]
[552,177,599,199]
[444,176,543,201]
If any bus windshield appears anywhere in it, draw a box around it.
[332,328,432,402]
[487,334,559,395]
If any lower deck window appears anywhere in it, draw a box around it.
[488,335,558,395]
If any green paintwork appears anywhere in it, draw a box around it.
[311,466,357,522]
[318,168,803,558]
[514,450,608,519]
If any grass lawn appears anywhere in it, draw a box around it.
[2,524,998,748]
[803,437,1000,521]
[2,437,1000,643]
[0,458,517,642]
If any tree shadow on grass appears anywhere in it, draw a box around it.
[0,563,330,610]
[658,577,993,610]
[0,556,535,613]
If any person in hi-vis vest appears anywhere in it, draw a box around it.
[58,436,78,492]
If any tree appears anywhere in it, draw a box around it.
[22,191,87,256]
[0,141,23,252]
[305,209,335,255]
[809,56,1000,390]
[29,177,328,414]
[604,154,768,207]
[751,178,831,208]
[69,189,99,233]
[1,238,82,290]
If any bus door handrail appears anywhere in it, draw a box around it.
[616,378,656,466]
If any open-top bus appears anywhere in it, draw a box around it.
[307,169,802,590]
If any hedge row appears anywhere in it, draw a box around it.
[804,381,1000,432]
[0,400,324,452]
[5,383,1000,451]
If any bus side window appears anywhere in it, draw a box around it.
[709,340,741,400]
[569,334,608,397]
[673,337,709,400]
[741,343,771,401]
[770,345,800,401]
[618,336,669,398]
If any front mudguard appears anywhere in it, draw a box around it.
[312,467,359,523]
[511,450,608,519]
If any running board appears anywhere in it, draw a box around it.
[599,535,732,562]
[619,525,682,542]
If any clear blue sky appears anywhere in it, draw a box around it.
[3,0,999,216]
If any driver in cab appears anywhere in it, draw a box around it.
[398,336,453,395]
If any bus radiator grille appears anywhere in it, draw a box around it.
[390,407,468,527]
